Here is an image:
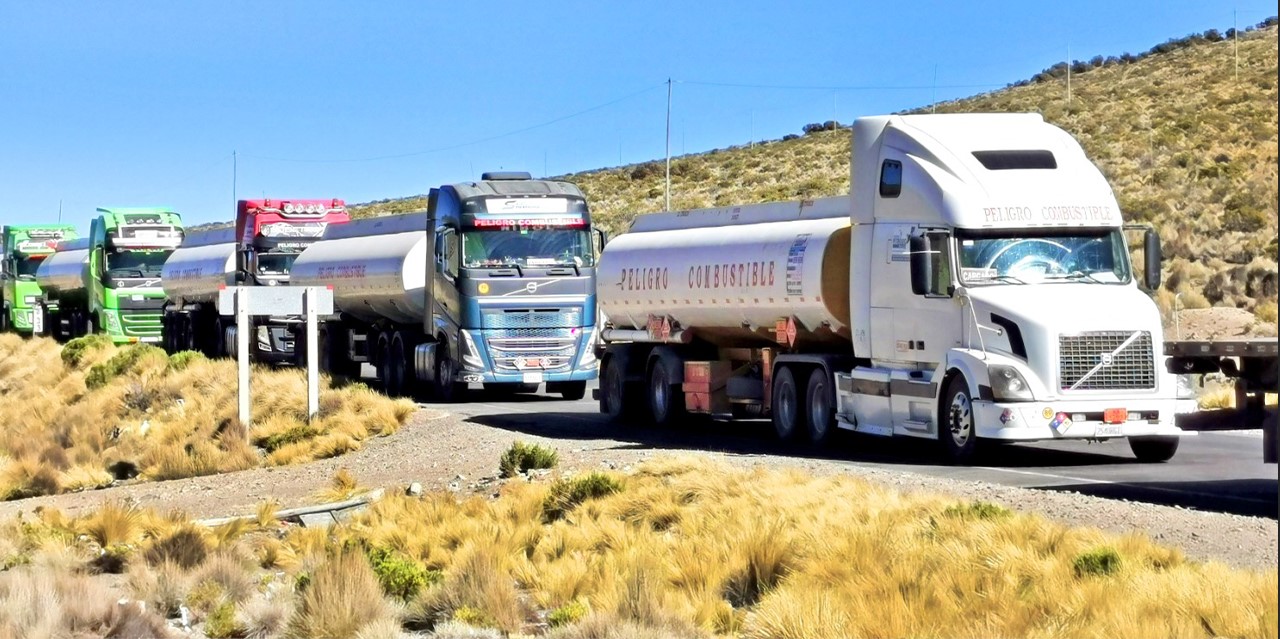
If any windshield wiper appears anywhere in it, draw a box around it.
[974,274,1028,285]
[1051,271,1104,283]
[479,262,523,276]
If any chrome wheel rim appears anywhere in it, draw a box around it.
[948,391,973,448]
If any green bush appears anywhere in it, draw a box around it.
[61,333,112,368]
[941,501,1012,521]
[85,344,163,389]
[366,547,437,602]
[498,441,560,478]
[1073,547,1122,578]
[543,472,623,522]
[204,601,244,639]
[167,350,207,371]
[257,424,321,453]
[548,599,589,627]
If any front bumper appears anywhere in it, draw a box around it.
[457,368,596,385]
[974,397,1186,441]
[10,308,34,332]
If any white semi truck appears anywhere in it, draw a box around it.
[596,113,1193,463]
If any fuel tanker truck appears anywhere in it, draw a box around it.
[160,199,350,361]
[291,172,602,401]
[596,113,1195,464]
[1,224,77,334]
[34,208,184,343]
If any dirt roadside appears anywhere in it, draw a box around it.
[1,408,1275,572]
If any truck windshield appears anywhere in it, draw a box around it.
[462,228,595,268]
[106,250,170,278]
[14,256,45,277]
[257,253,298,276]
[957,228,1131,285]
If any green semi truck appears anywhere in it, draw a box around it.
[0,224,79,334]
[33,207,184,343]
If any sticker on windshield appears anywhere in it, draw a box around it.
[962,267,998,281]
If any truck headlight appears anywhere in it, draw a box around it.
[22,295,38,305]
[104,312,122,334]
[459,330,484,370]
[577,325,598,369]
[257,326,272,351]
[1176,374,1196,400]
[990,365,1033,401]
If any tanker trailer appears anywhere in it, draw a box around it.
[597,113,1187,465]
[160,199,350,361]
[291,172,602,402]
[33,238,92,342]
[597,197,852,426]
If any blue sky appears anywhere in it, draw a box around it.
[1,1,1273,229]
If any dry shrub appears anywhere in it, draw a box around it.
[242,593,292,639]
[0,335,415,500]
[104,600,172,639]
[77,501,143,548]
[289,548,392,639]
[194,550,258,606]
[317,467,362,503]
[127,559,192,617]
[144,526,210,569]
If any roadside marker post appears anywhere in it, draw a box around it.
[219,286,334,429]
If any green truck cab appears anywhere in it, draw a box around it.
[0,225,78,334]
[34,208,184,343]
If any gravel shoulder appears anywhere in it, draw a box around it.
[1,408,1275,572]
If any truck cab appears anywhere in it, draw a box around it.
[161,199,349,360]
[0,225,77,334]
[430,172,602,399]
[89,208,184,343]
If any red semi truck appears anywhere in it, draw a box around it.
[160,199,350,361]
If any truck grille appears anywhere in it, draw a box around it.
[1058,331,1155,391]
[482,308,581,330]
[120,310,163,337]
[486,328,577,372]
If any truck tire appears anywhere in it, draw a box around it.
[1128,436,1179,463]
[0,305,9,333]
[385,333,408,397]
[431,342,462,403]
[939,375,982,464]
[647,358,685,426]
[806,368,836,445]
[557,380,588,401]
[772,366,803,442]
[601,355,640,423]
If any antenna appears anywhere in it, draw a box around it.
[58,199,63,223]
[665,78,672,211]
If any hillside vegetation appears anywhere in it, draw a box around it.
[0,456,1273,638]
[352,21,1279,323]
[0,334,416,501]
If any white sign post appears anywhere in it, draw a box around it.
[218,286,334,428]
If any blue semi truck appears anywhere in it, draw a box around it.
[290,172,602,400]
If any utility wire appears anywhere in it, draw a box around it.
[243,83,667,164]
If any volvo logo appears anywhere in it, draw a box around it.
[1099,353,1114,366]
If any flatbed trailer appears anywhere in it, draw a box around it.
[1166,339,1279,462]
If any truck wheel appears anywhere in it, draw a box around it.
[601,355,639,422]
[647,358,685,426]
[558,380,588,401]
[431,342,462,403]
[772,366,803,442]
[939,375,982,464]
[1128,436,1179,463]
[385,334,408,397]
[374,332,391,390]
[0,305,9,333]
[806,368,836,445]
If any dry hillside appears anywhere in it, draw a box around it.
[351,21,1279,324]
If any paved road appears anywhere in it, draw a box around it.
[440,380,1278,519]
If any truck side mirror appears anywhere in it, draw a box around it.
[909,235,932,296]
[1143,229,1162,291]
[593,228,607,257]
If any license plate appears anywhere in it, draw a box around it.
[1103,408,1128,424]
[522,372,544,384]
[32,311,42,333]
[1095,424,1124,437]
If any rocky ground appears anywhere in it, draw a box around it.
[2,408,1275,572]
